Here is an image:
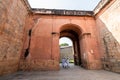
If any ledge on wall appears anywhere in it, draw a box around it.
[31,8,94,16]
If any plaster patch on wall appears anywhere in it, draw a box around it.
[83,53,86,59]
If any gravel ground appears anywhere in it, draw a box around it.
[0,64,120,80]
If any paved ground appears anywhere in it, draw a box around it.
[0,64,120,80]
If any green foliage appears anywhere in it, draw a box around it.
[60,43,69,46]
[59,59,74,63]
[69,59,74,63]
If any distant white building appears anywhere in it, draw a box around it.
[60,46,74,62]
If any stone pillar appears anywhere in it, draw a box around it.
[81,33,102,69]
[73,41,78,65]
[80,33,94,69]
[51,32,60,70]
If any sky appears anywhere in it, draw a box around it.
[28,0,101,11]
[59,37,73,46]
[28,0,101,46]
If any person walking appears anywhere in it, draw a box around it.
[66,58,70,68]
[62,58,66,68]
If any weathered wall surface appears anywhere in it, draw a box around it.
[96,0,120,72]
[0,0,119,76]
[24,14,102,70]
[0,0,29,75]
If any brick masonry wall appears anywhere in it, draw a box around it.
[0,0,28,75]
[96,0,120,73]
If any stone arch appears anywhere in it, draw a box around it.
[59,23,83,65]
[59,23,83,35]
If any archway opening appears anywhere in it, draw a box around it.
[59,24,82,68]
[59,37,74,65]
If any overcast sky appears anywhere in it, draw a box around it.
[28,0,101,10]
[28,0,101,46]
[59,37,73,46]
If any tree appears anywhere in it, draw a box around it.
[60,43,69,46]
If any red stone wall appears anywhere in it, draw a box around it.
[24,15,102,70]
[96,0,120,73]
[0,0,29,75]
[0,0,119,76]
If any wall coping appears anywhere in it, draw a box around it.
[31,8,94,16]
[21,0,31,13]
[94,0,111,15]
[24,0,111,16]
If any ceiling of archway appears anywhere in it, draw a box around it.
[28,0,101,11]
[60,30,79,41]
[60,24,82,35]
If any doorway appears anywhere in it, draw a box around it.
[59,24,82,67]
[59,37,74,65]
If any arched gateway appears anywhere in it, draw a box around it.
[20,9,102,70]
[1,0,120,76]
[60,24,82,65]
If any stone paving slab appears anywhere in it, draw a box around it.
[0,64,120,80]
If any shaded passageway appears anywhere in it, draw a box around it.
[60,24,82,67]
[0,64,120,80]
[59,37,75,68]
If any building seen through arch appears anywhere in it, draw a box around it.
[59,37,74,64]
